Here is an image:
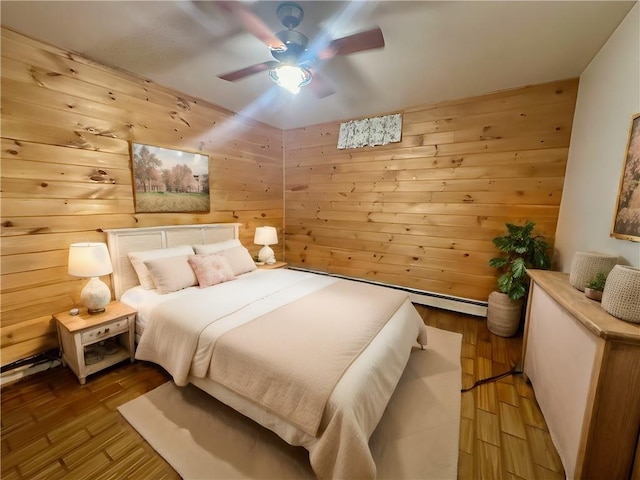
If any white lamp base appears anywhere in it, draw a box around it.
[81,277,111,314]
[258,245,276,265]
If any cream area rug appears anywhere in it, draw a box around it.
[118,326,462,479]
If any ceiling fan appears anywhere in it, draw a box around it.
[217,1,385,97]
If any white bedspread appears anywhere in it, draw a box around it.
[126,269,428,479]
[135,269,338,383]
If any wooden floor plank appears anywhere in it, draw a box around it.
[46,404,109,443]
[497,382,520,407]
[0,467,22,480]
[476,382,499,414]
[0,305,564,479]
[61,424,127,469]
[499,402,528,440]
[476,409,501,447]
[501,432,536,479]
[519,396,548,430]
[1,435,51,472]
[91,446,149,480]
[62,451,111,479]
[459,417,474,455]
[475,439,503,480]
[29,460,69,480]
[535,464,566,480]
[457,450,474,479]
[460,390,475,420]
[86,410,123,437]
[20,429,91,477]
[526,425,564,473]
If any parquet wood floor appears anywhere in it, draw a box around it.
[415,306,564,480]
[1,306,564,479]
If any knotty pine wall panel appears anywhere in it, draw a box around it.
[284,79,578,301]
[0,28,283,366]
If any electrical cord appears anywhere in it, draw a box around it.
[461,367,522,392]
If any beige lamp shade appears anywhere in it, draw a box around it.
[68,242,113,277]
[254,226,278,246]
[254,226,278,264]
[68,243,113,314]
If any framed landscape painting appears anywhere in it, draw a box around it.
[611,113,640,242]
[132,143,210,213]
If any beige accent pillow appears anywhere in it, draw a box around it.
[193,239,242,255]
[218,246,257,276]
[128,245,195,289]
[143,255,198,294]
[188,254,236,288]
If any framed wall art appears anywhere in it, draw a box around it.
[611,113,640,242]
[131,143,210,213]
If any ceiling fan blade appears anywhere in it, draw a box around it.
[216,1,286,51]
[219,61,278,82]
[309,70,335,98]
[318,27,385,60]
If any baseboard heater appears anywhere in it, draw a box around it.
[1,349,61,387]
[287,267,488,318]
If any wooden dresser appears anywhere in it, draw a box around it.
[523,270,640,479]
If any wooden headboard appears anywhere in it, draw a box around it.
[104,223,241,299]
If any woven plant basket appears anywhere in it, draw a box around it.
[487,291,523,337]
[601,265,640,324]
[569,251,618,292]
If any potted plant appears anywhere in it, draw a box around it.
[487,221,551,337]
[584,272,607,301]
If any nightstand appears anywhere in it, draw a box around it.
[53,301,136,384]
[257,261,288,269]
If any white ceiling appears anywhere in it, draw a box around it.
[1,1,635,130]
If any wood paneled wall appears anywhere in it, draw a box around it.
[0,28,283,366]
[0,25,579,367]
[284,79,578,301]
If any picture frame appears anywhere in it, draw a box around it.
[131,143,210,213]
[611,113,640,242]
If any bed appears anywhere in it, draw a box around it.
[106,223,428,480]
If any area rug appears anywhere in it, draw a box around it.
[118,326,462,479]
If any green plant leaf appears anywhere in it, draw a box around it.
[497,274,513,294]
[585,271,608,291]
[489,257,508,269]
[521,222,535,237]
[531,239,551,269]
[493,236,511,251]
[505,223,520,236]
[512,257,527,279]
[509,282,527,301]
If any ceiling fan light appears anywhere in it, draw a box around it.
[269,65,312,94]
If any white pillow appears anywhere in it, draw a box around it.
[144,255,198,294]
[193,239,242,255]
[218,246,257,276]
[128,245,195,289]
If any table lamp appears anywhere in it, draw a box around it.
[254,226,278,264]
[68,242,113,314]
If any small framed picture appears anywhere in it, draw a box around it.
[611,114,640,242]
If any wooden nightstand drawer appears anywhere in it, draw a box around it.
[81,316,131,345]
